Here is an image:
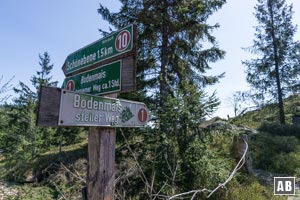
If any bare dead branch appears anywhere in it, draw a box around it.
[167,137,249,199]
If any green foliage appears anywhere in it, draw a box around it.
[97,2,231,198]
[5,52,59,161]
[227,176,285,200]
[233,95,300,176]
[115,128,163,198]
[273,152,300,175]
[31,52,58,91]
[184,133,236,190]
[0,75,14,103]
[98,0,225,126]
[1,141,88,199]
[231,94,300,129]
[56,127,87,147]
[114,124,243,200]
[244,0,300,98]
[250,132,300,174]
[8,185,55,200]
[258,122,300,137]
[231,106,277,129]
[0,52,86,182]
[157,85,220,139]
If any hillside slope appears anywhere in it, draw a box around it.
[231,94,300,129]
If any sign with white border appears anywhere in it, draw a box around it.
[58,90,150,127]
[62,24,134,75]
[274,177,295,195]
[62,60,121,95]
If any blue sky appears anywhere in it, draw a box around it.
[0,0,299,118]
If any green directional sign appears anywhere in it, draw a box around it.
[62,24,134,75]
[58,90,150,127]
[62,60,121,95]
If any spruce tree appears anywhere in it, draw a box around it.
[12,82,37,158]
[243,0,300,124]
[98,0,226,196]
[10,52,58,158]
[98,0,225,128]
[31,52,58,91]
[0,76,14,103]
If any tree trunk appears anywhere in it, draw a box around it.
[159,0,169,132]
[275,64,285,124]
[268,1,285,124]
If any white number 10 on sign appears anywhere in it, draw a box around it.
[115,30,131,52]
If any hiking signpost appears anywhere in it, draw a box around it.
[37,24,148,200]
[62,60,122,95]
[58,90,149,127]
[62,24,137,94]
[37,87,149,128]
[62,24,134,76]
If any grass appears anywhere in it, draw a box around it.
[227,175,286,200]
[0,140,88,199]
[32,140,88,174]
[8,184,56,200]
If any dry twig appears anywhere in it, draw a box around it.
[168,137,249,199]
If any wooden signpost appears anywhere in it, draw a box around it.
[37,87,149,128]
[37,24,144,200]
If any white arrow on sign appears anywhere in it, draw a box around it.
[58,90,150,127]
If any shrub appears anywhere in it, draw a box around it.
[273,152,300,175]
[227,176,285,200]
[250,132,300,174]
[258,122,300,137]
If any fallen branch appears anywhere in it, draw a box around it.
[120,128,154,199]
[60,162,86,184]
[50,181,67,200]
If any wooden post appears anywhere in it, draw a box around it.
[87,127,116,200]
[87,94,116,200]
